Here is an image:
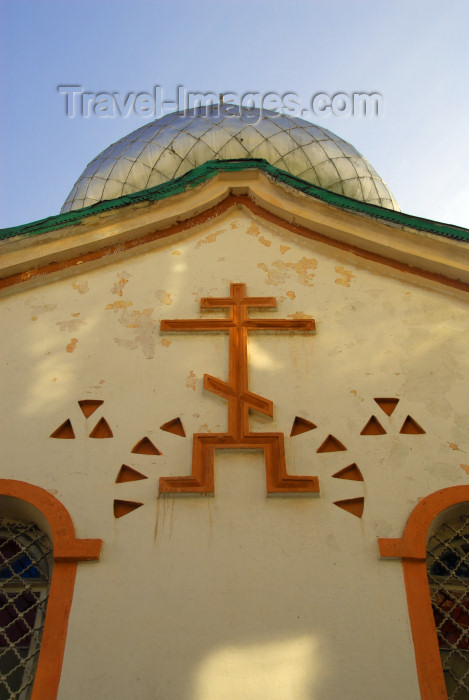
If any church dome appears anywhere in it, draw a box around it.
[61,107,399,213]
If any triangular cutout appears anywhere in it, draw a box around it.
[374,398,399,416]
[116,465,148,483]
[50,419,75,439]
[317,434,347,453]
[360,416,386,436]
[160,417,186,437]
[290,416,317,437]
[78,399,104,418]
[113,500,143,519]
[400,415,426,435]
[334,497,364,518]
[332,463,364,482]
[89,417,113,438]
[131,437,161,455]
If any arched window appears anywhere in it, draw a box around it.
[378,486,469,700]
[427,509,469,699]
[0,519,52,699]
[0,481,102,700]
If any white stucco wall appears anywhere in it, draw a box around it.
[1,208,468,699]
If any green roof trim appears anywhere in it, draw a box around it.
[1,159,468,242]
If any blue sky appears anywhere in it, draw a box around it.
[1,0,468,229]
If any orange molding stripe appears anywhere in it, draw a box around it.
[0,480,102,700]
[1,195,469,293]
[378,486,469,700]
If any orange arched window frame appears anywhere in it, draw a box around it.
[0,479,102,700]
[379,485,469,700]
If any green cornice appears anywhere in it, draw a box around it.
[1,159,468,242]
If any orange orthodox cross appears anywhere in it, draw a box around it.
[159,283,319,495]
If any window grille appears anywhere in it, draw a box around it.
[0,520,52,700]
[427,512,469,700]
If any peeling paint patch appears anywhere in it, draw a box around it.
[460,464,469,474]
[66,338,78,353]
[449,443,463,451]
[258,236,271,247]
[72,281,89,295]
[287,311,313,320]
[286,291,296,300]
[230,221,238,229]
[161,338,171,347]
[31,316,37,321]
[172,250,181,256]
[335,266,355,287]
[51,378,57,382]
[280,245,291,254]
[71,312,80,318]
[155,290,172,306]
[105,300,133,310]
[56,317,87,332]
[198,423,211,432]
[186,370,198,391]
[193,413,200,419]
[350,389,364,402]
[195,229,224,249]
[258,257,317,287]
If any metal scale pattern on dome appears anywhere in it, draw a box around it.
[61,107,399,213]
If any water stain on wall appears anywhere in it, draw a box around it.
[72,281,89,295]
[258,257,317,286]
[195,229,225,249]
[245,222,271,247]
[111,272,131,297]
[29,303,57,319]
[186,370,198,391]
[155,290,172,306]
[105,300,132,310]
[56,316,87,332]
[107,302,159,359]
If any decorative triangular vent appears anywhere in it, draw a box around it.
[360,416,386,435]
[113,500,143,518]
[290,416,317,437]
[160,418,186,437]
[78,399,104,418]
[50,419,75,439]
[334,498,364,518]
[400,416,425,434]
[89,417,113,438]
[316,434,347,453]
[116,465,148,483]
[131,437,161,455]
[374,398,399,416]
[332,464,364,482]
